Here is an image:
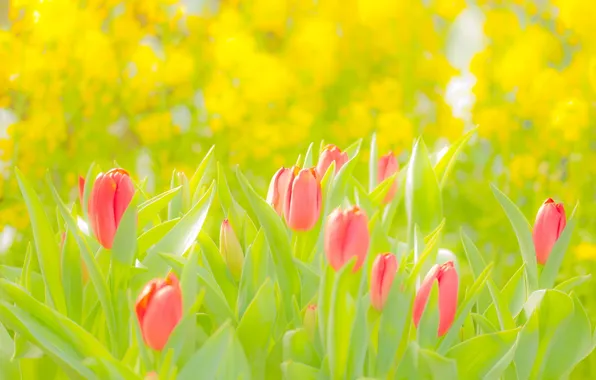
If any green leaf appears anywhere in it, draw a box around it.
[137,186,181,228]
[49,181,119,354]
[303,142,315,168]
[112,194,138,266]
[461,231,514,330]
[190,146,216,204]
[539,218,576,289]
[181,247,199,313]
[61,230,83,324]
[138,218,179,256]
[143,182,215,276]
[542,295,593,378]
[236,168,300,317]
[198,232,238,313]
[434,127,476,189]
[283,328,319,368]
[438,263,493,354]
[375,271,412,377]
[491,184,538,291]
[369,133,378,193]
[237,279,278,379]
[405,138,443,248]
[217,163,234,214]
[82,163,98,221]
[177,323,234,380]
[419,348,458,380]
[554,274,591,293]
[237,230,270,317]
[16,169,67,314]
[281,361,319,379]
[470,313,497,334]
[446,329,519,379]
[417,282,440,348]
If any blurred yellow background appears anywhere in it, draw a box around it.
[1,0,596,373]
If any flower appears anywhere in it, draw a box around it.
[315,144,349,178]
[284,167,322,231]
[135,273,183,351]
[88,168,135,249]
[413,261,458,337]
[533,198,566,265]
[370,253,398,310]
[220,219,244,280]
[377,152,399,204]
[324,206,370,271]
[266,166,293,216]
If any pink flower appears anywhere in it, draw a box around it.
[377,152,399,204]
[324,206,370,271]
[266,167,293,216]
[315,144,349,178]
[533,198,566,265]
[370,253,398,310]
[284,167,322,231]
[413,262,458,337]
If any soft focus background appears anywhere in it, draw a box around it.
[0,0,595,375]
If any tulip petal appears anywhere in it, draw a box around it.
[113,171,134,226]
[140,284,183,350]
[325,210,348,270]
[413,264,440,328]
[437,262,458,336]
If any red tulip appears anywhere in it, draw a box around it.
[378,152,399,204]
[266,167,293,216]
[324,206,370,271]
[135,273,183,351]
[315,144,349,178]
[88,168,135,249]
[413,261,458,337]
[284,167,322,231]
[370,253,398,311]
[78,176,85,205]
[533,198,566,265]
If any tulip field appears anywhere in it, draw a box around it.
[2,0,596,379]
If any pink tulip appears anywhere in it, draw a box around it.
[266,167,293,216]
[78,176,85,205]
[135,273,183,351]
[533,198,566,265]
[324,206,370,271]
[315,144,349,178]
[284,167,322,231]
[370,253,398,310]
[378,152,399,204]
[413,262,458,337]
[88,168,135,249]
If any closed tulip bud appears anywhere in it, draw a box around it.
[135,273,182,351]
[370,253,398,311]
[533,198,566,265]
[266,167,293,216]
[413,262,458,337]
[145,372,158,380]
[324,206,370,271]
[378,152,399,204]
[78,176,85,205]
[284,167,322,231]
[88,168,135,249]
[220,219,244,280]
[304,304,317,340]
[315,144,349,178]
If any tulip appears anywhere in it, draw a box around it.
[78,176,85,205]
[324,206,370,271]
[284,167,322,231]
[315,144,349,178]
[378,152,399,204]
[304,304,317,340]
[88,168,135,249]
[135,273,183,351]
[533,198,567,265]
[412,262,458,337]
[266,167,293,216]
[370,253,398,311]
[220,219,244,280]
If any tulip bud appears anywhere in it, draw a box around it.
[266,167,293,216]
[284,167,322,231]
[78,176,85,205]
[220,219,244,280]
[532,198,566,265]
[88,168,135,249]
[412,262,458,337]
[315,144,349,178]
[378,152,399,204]
[145,372,158,380]
[324,206,370,271]
[370,253,398,311]
[304,304,317,341]
[135,273,183,351]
